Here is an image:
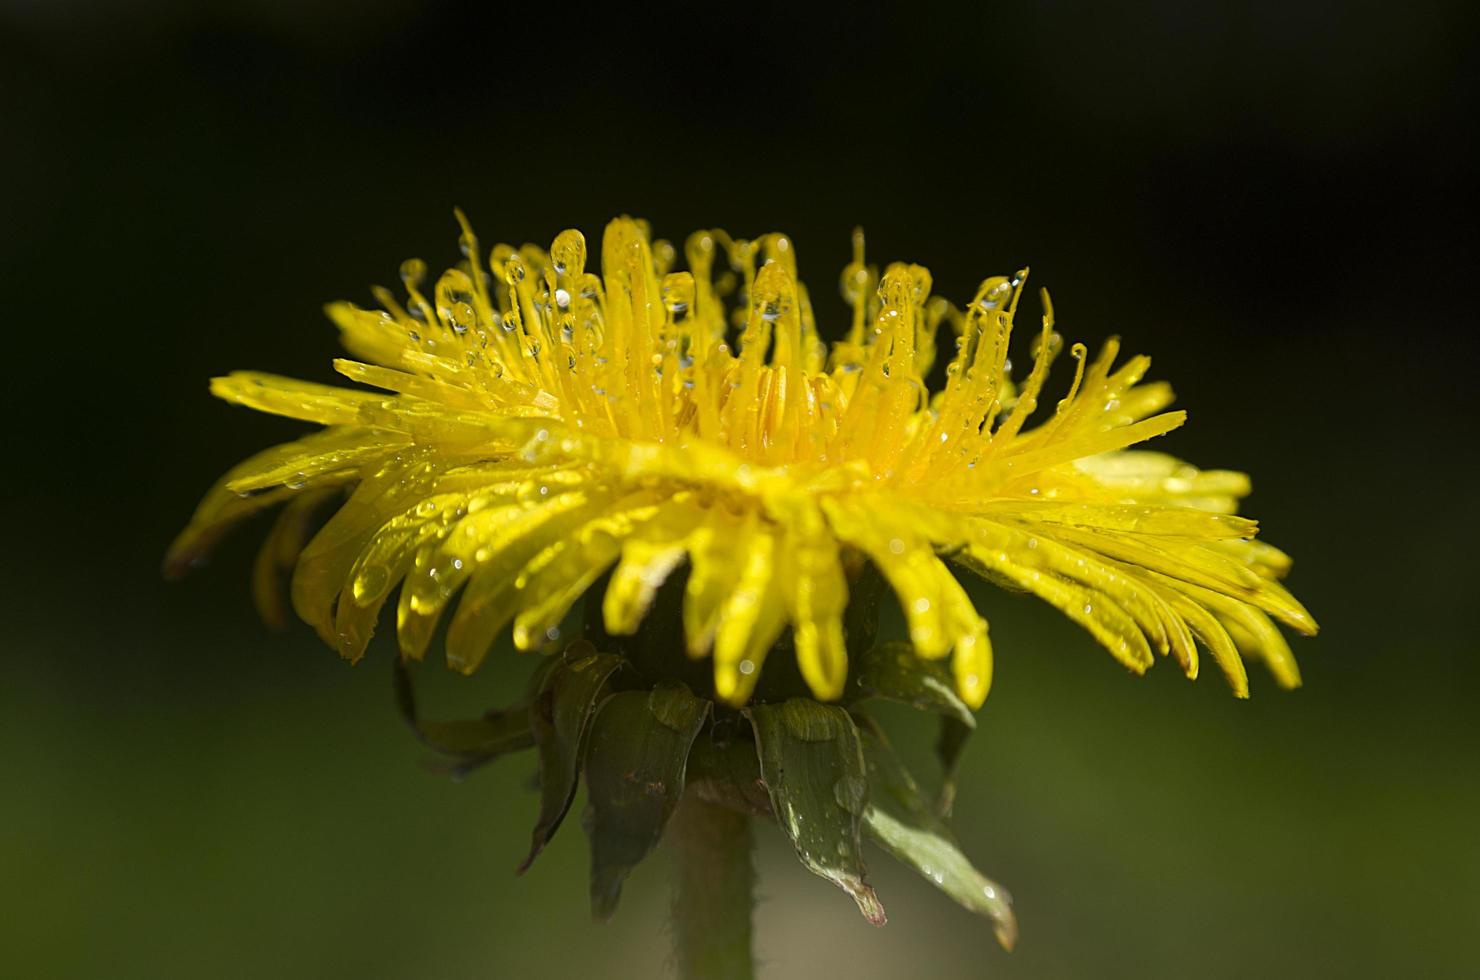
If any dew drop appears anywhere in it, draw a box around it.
[399,258,427,286]
[351,565,390,602]
[661,271,695,315]
[549,229,587,279]
[517,480,551,504]
[832,775,868,814]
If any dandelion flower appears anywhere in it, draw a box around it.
[168,214,1315,708]
[168,215,1317,963]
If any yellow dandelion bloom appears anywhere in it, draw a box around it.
[168,214,1316,709]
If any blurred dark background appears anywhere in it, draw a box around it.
[3,1,1477,977]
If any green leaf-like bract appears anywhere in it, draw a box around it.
[583,682,710,920]
[934,715,973,817]
[686,723,772,817]
[745,699,886,925]
[392,657,539,777]
[394,631,1012,944]
[521,646,627,872]
[851,641,977,729]
[859,719,1017,949]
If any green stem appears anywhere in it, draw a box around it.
[668,793,756,980]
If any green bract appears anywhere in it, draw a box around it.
[396,613,1016,948]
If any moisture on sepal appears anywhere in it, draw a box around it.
[745,699,886,925]
[857,717,1017,950]
[582,682,710,921]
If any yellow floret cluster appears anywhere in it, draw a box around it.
[169,215,1315,708]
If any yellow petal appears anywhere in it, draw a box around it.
[781,502,850,701]
[165,428,366,579]
[682,515,744,659]
[510,499,661,650]
[712,524,787,705]
[602,503,703,636]
[211,372,386,426]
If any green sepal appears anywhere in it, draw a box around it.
[582,682,710,921]
[686,719,772,817]
[858,717,1017,950]
[392,656,539,777]
[745,699,886,925]
[519,644,627,873]
[848,641,977,730]
[842,560,886,656]
[934,715,973,817]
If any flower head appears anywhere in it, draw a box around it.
[168,214,1315,709]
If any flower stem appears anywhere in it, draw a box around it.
[668,793,756,980]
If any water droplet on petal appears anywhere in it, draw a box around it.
[399,258,427,286]
[351,565,390,602]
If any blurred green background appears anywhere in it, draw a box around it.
[3,1,1477,977]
